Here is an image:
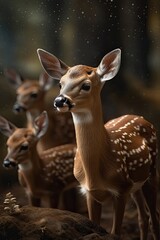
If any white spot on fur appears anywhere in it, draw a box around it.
[144,159,149,164]
[134,160,137,165]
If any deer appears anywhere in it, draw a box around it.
[37,48,160,240]
[0,111,78,209]
[4,69,75,153]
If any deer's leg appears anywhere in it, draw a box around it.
[131,189,149,240]
[39,194,59,208]
[62,188,78,212]
[48,193,60,208]
[111,194,127,236]
[86,192,102,225]
[29,195,41,207]
[142,177,160,240]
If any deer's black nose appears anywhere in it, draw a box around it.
[3,159,11,168]
[54,95,74,111]
[54,95,68,108]
[13,103,26,113]
[3,159,17,168]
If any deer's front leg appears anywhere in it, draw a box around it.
[111,194,128,236]
[28,194,41,207]
[46,194,60,208]
[61,188,78,212]
[19,175,41,207]
[86,191,102,225]
[142,178,160,240]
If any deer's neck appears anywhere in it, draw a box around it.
[18,145,43,190]
[72,100,108,189]
[26,99,45,126]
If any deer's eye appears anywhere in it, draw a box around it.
[20,144,28,152]
[87,70,93,75]
[81,83,91,91]
[30,92,38,98]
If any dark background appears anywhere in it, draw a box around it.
[0,0,159,203]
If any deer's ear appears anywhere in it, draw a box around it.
[0,116,17,137]
[37,49,69,80]
[4,69,24,89]
[96,49,121,82]
[39,72,53,91]
[34,111,48,139]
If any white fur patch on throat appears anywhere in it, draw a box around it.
[79,186,88,195]
[72,110,93,125]
[18,161,32,171]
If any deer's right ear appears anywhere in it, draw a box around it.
[34,111,48,139]
[37,49,69,80]
[4,69,24,89]
[39,72,53,91]
[0,116,17,137]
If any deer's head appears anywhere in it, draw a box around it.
[0,111,48,168]
[37,49,121,113]
[4,69,53,113]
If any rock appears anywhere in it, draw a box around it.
[0,205,117,240]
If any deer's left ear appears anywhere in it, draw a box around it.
[34,111,48,139]
[96,49,121,82]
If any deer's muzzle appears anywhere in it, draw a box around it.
[54,95,74,112]
[3,158,17,168]
[13,103,26,113]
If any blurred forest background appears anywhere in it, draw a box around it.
[0,0,159,203]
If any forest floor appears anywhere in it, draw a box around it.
[0,183,159,240]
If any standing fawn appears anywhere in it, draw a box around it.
[37,48,160,239]
[0,111,78,209]
[4,69,75,153]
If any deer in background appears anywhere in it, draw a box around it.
[4,69,75,153]
[0,111,78,209]
[37,48,160,240]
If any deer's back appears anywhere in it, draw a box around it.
[40,144,77,187]
[104,114,157,183]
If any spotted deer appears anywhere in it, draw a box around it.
[37,48,160,240]
[0,111,78,209]
[4,69,75,153]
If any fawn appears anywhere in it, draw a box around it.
[0,111,78,209]
[37,48,160,239]
[4,69,75,153]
